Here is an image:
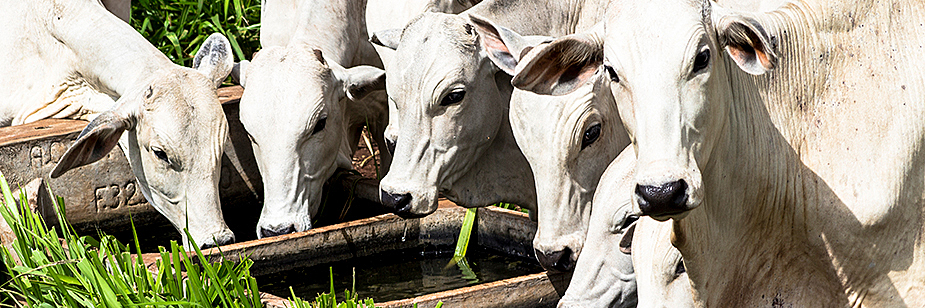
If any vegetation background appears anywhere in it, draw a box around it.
[130,0,262,67]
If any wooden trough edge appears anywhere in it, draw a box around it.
[257,272,559,308]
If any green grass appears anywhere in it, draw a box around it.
[130,0,261,67]
[0,171,390,307]
[0,169,451,307]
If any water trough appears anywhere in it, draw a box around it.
[0,86,568,306]
[207,204,565,308]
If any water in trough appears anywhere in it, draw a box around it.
[256,247,544,302]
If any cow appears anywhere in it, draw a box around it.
[233,0,390,238]
[369,0,609,272]
[515,0,925,305]
[513,31,694,308]
[629,217,695,308]
[507,26,631,273]
[0,0,236,249]
[365,0,481,73]
[553,146,638,308]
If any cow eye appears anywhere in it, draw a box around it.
[692,49,710,73]
[581,123,602,149]
[674,259,686,276]
[620,215,639,230]
[312,115,327,135]
[153,148,169,163]
[440,90,465,106]
[604,65,619,82]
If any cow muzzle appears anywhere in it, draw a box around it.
[379,190,431,218]
[635,179,692,220]
[196,229,235,249]
[535,247,576,273]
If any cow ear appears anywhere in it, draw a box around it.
[511,32,603,96]
[193,33,235,88]
[716,14,778,75]
[370,28,402,50]
[340,65,387,101]
[469,14,552,75]
[50,100,138,178]
[231,60,249,87]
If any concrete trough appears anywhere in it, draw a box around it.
[204,204,567,308]
[0,86,382,243]
[0,86,264,237]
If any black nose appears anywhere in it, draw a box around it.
[380,190,412,211]
[635,180,689,217]
[259,225,296,238]
[535,247,574,273]
[385,138,397,155]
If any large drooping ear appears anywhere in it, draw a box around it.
[325,52,386,101]
[716,14,778,75]
[468,14,552,75]
[50,100,138,178]
[193,33,235,88]
[231,60,249,87]
[369,28,403,50]
[511,31,603,96]
[343,66,386,101]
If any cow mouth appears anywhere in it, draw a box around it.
[646,209,691,222]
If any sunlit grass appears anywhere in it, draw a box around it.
[130,0,261,67]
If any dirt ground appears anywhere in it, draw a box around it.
[350,127,383,179]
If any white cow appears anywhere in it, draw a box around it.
[630,217,695,308]
[234,0,390,238]
[508,27,632,274]
[553,146,638,308]
[514,34,692,308]
[0,0,235,249]
[366,0,481,72]
[520,0,925,305]
[369,0,608,272]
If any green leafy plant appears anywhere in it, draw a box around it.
[288,267,375,308]
[0,171,263,307]
[0,171,406,307]
[131,0,261,67]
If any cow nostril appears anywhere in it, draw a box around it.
[535,248,575,273]
[380,190,412,211]
[635,180,689,216]
[260,225,296,238]
[385,139,396,155]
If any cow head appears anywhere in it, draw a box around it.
[601,0,777,220]
[628,217,695,308]
[370,13,548,217]
[557,147,638,308]
[508,30,630,272]
[51,33,235,250]
[237,44,385,238]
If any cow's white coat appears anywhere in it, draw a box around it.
[0,0,235,249]
[237,0,390,238]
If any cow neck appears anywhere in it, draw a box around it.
[445,91,537,211]
[48,0,173,98]
[670,8,847,306]
[463,0,607,36]
[289,0,382,68]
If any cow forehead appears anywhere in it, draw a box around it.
[390,13,480,98]
[241,46,331,133]
[513,88,598,145]
[605,0,711,74]
[143,70,227,159]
